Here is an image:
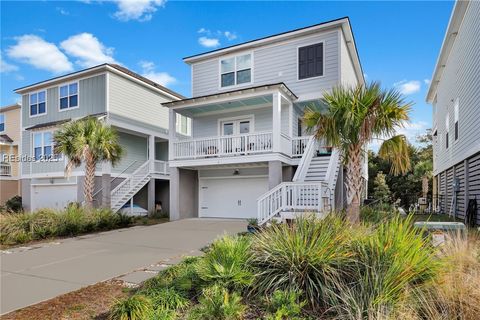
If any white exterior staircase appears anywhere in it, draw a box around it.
[110,161,152,212]
[257,136,341,226]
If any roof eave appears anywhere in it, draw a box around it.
[426,0,469,103]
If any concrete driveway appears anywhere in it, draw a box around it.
[0,218,246,314]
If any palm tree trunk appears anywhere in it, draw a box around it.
[345,144,364,224]
[84,152,96,208]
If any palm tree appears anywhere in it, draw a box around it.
[303,82,412,223]
[54,117,123,208]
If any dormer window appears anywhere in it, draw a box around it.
[220,53,252,88]
[59,82,78,110]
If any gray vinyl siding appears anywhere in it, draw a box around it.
[108,72,171,132]
[112,131,148,174]
[281,104,289,135]
[192,106,273,138]
[432,2,480,175]
[199,167,268,178]
[468,153,480,225]
[191,29,340,100]
[339,31,359,86]
[22,74,106,128]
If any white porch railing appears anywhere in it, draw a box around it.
[257,182,330,225]
[291,136,311,157]
[172,132,273,160]
[153,160,169,175]
[0,163,11,176]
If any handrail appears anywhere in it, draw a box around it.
[90,160,138,202]
[292,136,315,181]
[111,160,150,196]
[172,131,273,142]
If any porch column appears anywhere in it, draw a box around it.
[288,101,294,138]
[268,160,283,189]
[170,166,180,220]
[272,92,282,153]
[148,135,155,172]
[148,178,155,213]
[168,109,176,161]
[101,162,111,208]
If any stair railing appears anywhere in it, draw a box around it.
[292,136,315,182]
[111,160,151,208]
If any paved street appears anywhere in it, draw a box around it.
[0,218,246,314]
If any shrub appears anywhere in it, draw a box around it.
[150,308,177,320]
[360,203,396,225]
[264,289,306,320]
[109,295,153,320]
[4,195,22,212]
[251,214,355,308]
[29,209,59,239]
[187,285,246,320]
[147,287,190,310]
[0,213,33,244]
[327,215,438,318]
[196,235,253,291]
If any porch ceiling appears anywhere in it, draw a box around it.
[181,95,273,115]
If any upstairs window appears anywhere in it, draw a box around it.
[33,131,57,161]
[298,42,324,80]
[454,98,459,141]
[59,83,78,110]
[30,91,46,116]
[0,114,4,132]
[176,114,191,136]
[445,114,449,149]
[220,53,252,88]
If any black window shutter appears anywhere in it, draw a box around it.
[298,42,324,79]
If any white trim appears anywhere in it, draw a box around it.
[106,72,110,112]
[58,81,80,112]
[217,114,255,136]
[296,41,326,82]
[108,118,169,140]
[218,51,254,90]
[169,152,297,168]
[28,90,47,118]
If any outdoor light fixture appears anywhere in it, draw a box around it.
[233,169,240,175]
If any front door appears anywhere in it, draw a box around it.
[221,118,252,153]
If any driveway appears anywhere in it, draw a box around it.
[0,218,246,314]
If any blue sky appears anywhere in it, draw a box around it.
[1,1,454,144]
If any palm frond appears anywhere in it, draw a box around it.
[378,135,411,175]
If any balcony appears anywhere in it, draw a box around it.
[0,163,11,176]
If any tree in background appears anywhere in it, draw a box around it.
[368,129,433,208]
[372,171,392,203]
[304,82,412,223]
[54,117,123,207]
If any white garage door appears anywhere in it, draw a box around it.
[199,177,268,219]
[31,184,77,211]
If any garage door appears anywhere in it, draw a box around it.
[199,177,268,219]
[31,184,77,211]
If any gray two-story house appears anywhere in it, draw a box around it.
[427,0,480,225]
[165,17,365,225]
[16,64,186,213]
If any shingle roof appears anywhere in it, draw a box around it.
[0,135,13,143]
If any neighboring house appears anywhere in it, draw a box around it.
[15,64,186,213]
[427,0,480,224]
[165,17,365,224]
[0,103,21,205]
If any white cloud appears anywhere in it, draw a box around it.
[60,33,116,68]
[7,35,73,73]
[56,7,69,15]
[139,60,176,86]
[424,79,431,85]
[198,36,220,48]
[0,53,18,73]
[113,0,166,22]
[394,80,421,95]
[224,31,237,41]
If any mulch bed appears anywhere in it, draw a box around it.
[1,281,130,320]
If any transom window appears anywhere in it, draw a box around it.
[33,131,58,161]
[59,83,78,110]
[298,42,324,80]
[30,91,46,116]
[0,114,4,132]
[220,53,252,88]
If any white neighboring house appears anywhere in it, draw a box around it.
[165,17,366,225]
[427,0,480,225]
[15,64,187,213]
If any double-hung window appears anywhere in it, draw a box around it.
[220,53,252,88]
[59,83,78,110]
[298,42,324,80]
[33,131,57,161]
[445,114,450,149]
[30,91,46,116]
[0,114,5,132]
